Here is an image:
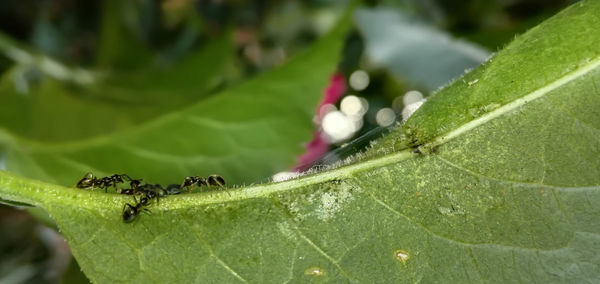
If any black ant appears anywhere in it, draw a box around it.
[181,175,225,191]
[121,187,161,222]
[76,172,139,192]
[121,183,167,206]
[122,200,150,223]
[116,174,226,222]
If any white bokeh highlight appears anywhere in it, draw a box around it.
[349,70,370,91]
[376,107,396,126]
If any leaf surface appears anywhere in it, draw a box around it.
[1,1,599,283]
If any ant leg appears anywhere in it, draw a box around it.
[100,178,110,192]
[121,174,133,181]
[195,177,208,192]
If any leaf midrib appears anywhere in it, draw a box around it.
[1,53,599,211]
[423,55,600,151]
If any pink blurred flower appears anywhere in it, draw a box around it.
[320,73,346,107]
[293,72,346,171]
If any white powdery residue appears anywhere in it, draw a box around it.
[272,171,303,182]
[312,185,356,221]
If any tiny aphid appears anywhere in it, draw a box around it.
[165,184,183,195]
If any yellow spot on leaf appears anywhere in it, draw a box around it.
[304,267,326,276]
[394,250,410,265]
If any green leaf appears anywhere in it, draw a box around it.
[0,30,232,142]
[95,0,154,70]
[98,30,233,104]
[0,12,350,186]
[1,1,599,282]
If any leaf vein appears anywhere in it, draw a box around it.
[369,193,579,251]
[468,247,484,282]
[292,226,357,282]
[435,155,599,190]
[186,225,248,283]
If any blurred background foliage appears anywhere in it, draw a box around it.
[0,0,573,282]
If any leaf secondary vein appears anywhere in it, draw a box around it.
[370,193,574,251]
[434,156,599,190]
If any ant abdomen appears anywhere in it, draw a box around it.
[181,175,226,191]
[207,175,225,187]
[122,203,139,223]
[76,172,94,188]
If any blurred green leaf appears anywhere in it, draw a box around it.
[0,30,232,142]
[0,12,350,185]
[0,32,95,85]
[98,30,233,104]
[0,1,598,282]
[355,7,490,90]
[95,0,154,70]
